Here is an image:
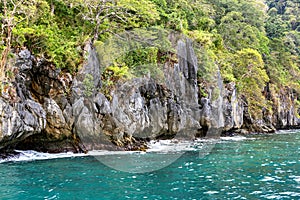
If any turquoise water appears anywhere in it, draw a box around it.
[0,131,300,199]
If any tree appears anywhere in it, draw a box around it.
[233,48,269,118]
[0,0,37,81]
[217,9,270,55]
[65,0,159,43]
[266,15,289,38]
[266,0,300,31]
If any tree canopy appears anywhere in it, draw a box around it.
[0,0,299,119]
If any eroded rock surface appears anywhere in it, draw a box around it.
[0,39,299,154]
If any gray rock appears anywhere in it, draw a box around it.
[16,49,32,71]
[43,98,72,138]
[223,83,243,131]
[1,36,300,154]
[103,39,203,143]
[71,43,101,103]
[94,93,111,114]
[19,49,31,59]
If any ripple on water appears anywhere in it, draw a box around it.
[250,191,263,195]
[261,192,300,199]
[0,130,299,200]
[279,192,300,197]
[260,176,276,182]
[289,175,300,183]
[203,191,219,195]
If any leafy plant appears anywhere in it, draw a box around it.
[100,63,132,99]
[83,74,95,97]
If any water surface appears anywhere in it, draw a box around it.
[0,131,299,199]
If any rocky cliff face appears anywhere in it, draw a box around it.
[0,40,299,155]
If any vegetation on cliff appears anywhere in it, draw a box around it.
[0,0,299,120]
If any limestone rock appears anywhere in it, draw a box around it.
[1,38,300,155]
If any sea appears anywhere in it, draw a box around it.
[0,130,299,199]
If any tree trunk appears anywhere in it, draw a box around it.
[92,13,102,44]
[0,27,11,80]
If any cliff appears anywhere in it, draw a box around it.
[0,39,299,155]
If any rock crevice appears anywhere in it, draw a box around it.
[0,40,299,154]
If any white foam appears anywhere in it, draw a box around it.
[146,136,255,152]
[0,135,259,163]
[0,149,153,163]
[88,150,140,156]
[0,150,88,163]
[261,195,282,199]
[220,136,256,141]
[146,140,196,153]
[250,191,263,195]
[146,139,218,153]
[260,176,275,182]
[203,191,219,195]
[289,175,300,183]
[279,192,300,197]
[276,129,300,134]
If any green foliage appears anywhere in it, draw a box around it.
[266,15,289,38]
[122,48,157,68]
[119,47,158,75]
[95,27,171,67]
[198,83,208,98]
[264,0,300,94]
[233,48,270,118]
[216,51,236,83]
[218,11,268,53]
[100,63,131,99]
[118,0,160,28]
[150,0,215,31]
[1,0,162,72]
[187,30,222,49]
[266,0,300,31]
[95,27,171,88]
[83,74,95,97]
[197,48,218,82]
[1,0,299,122]
[106,64,131,79]
[103,46,165,83]
[12,24,82,71]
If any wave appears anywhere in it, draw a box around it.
[146,140,196,153]
[0,136,258,163]
[276,129,300,134]
[146,138,221,153]
[0,150,87,163]
[220,136,256,141]
[88,150,141,156]
[0,150,149,163]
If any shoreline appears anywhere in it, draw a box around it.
[1,129,299,163]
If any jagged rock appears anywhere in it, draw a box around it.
[103,39,203,144]
[0,46,73,153]
[15,49,32,71]
[94,93,112,114]
[271,87,299,129]
[44,98,71,139]
[71,43,101,103]
[223,83,243,131]
[1,38,300,155]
